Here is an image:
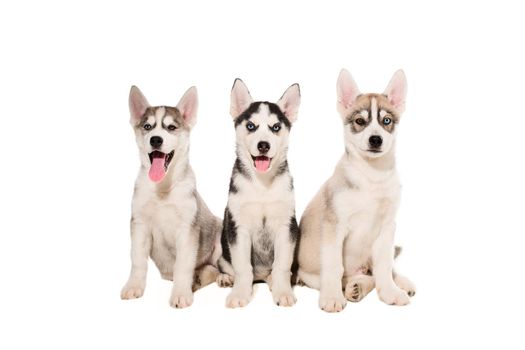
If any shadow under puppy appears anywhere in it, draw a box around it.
[297,70,416,312]
[218,79,301,308]
[121,86,222,308]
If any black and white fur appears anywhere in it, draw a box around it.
[121,86,222,308]
[297,70,416,312]
[218,79,301,308]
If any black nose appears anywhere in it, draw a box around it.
[369,135,383,148]
[257,141,270,154]
[150,136,163,149]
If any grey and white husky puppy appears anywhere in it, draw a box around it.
[218,79,301,308]
[297,70,416,312]
[121,86,222,308]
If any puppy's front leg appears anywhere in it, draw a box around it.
[169,227,198,309]
[226,228,253,308]
[372,221,410,306]
[319,223,347,312]
[270,224,297,307]
[121,219,151,299]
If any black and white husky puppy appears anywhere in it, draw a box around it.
[121,86,222,308]
[218,79,301,308]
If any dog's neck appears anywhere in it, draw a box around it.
[343,143,396,183]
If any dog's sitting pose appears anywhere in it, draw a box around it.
[120,86,222,308]
[297,70,416,312]
[218,79,301,308]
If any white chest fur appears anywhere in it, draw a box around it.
[229,173,295,230]
[132,174,197,256]
[332,161,401,271]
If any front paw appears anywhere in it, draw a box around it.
[319,293,347,313]
[120,280,145,300]
[272,288,297,307]
[169,289,194,309]
[217,273,234,288]
[378,286,410,306]
[226,289,251,308]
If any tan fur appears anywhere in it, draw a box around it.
[345,94,399,133]
[297,70,415,312]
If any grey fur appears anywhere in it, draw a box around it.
[122,86,222,307]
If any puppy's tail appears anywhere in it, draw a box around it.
[192,265,220,292]
[290,218,301,286]
[394,245,402,259]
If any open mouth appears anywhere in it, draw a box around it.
[148,150,174,182]
[251,155,272,172]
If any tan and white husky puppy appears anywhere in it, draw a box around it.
[297,70,416,312]
[120,86,222,308]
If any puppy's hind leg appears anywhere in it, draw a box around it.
[297,270,320,290]
[391,247,416,297]
[192,265,220,292]
[343,274,375,302]
[393,271,416,297]
[216,258,235,288]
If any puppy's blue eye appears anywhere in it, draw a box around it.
[383,118,392,125]
[144,124,152,130]
[271,123,281,132]
[246,122,256,131]
[168,125,177,131]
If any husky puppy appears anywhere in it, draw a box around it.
[218,79,301,308]
[120,86,222,308]
[297,70,416,312]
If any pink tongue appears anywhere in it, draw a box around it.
[254,157,270,172]
[149,156,166,182]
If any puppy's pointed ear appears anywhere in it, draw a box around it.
[230,79,253,118]
[129,86,150,125]
[277,83,301,123]
[384,69,407,113]
[336,69,360,115]
[176,86,198,128]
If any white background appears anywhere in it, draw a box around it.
[1,1,524,349]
